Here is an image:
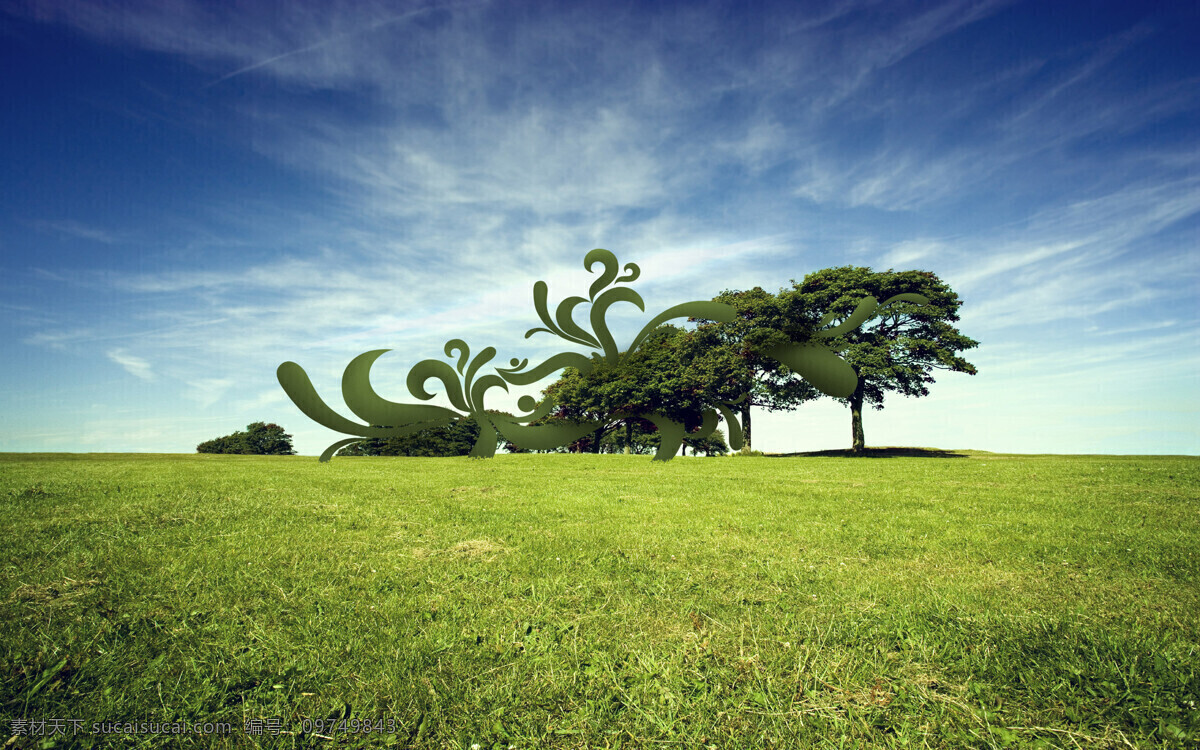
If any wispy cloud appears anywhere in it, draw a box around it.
[185,378,234,407]
[31,219,121,244]
[203,3,485,87]
[106,349,154,381]
[4,0,1198,455]
[812,0,1018,106]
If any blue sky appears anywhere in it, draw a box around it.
[2,0,1197,456]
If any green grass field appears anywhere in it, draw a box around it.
[1,451,1197,748]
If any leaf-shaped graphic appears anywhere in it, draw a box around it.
[468,373,508,415]
[278,362,429,438]
[764,343,858,398]
[879,292,929,309]
[525,281,597,346]
[463,346,497,395]
[496,352,596,385]
[320,438,367,463]
[614,262,640,285]
[692,408,720,441]
[490,414,606,451]
[590,286,646,362]
[406,360,471,412]
[445,339,471,374]
[815,293,929,338]
[641,413,687,461]
[624,301,737,362]
[585,248,620,300]
[469,415,499,458]
[555,296,601,348]
[531,280,557,335]
[716,403,744,451]
[512,394,556,423]
[342,350,463,427]
[637,407,718,457]
[815,297,879,339]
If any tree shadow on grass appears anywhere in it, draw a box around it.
[765,447,973,459]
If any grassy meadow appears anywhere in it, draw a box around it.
[1,450,1198,748]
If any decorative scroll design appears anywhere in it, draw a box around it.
[278,250,926,461]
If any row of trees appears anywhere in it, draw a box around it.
[203,266,977,458]
[197,420,496,458]
[529,265,978,454]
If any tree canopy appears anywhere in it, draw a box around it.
[536,324,744,454]
[698,287,823,450]
[197,422,296,455]
[787,266,978,451]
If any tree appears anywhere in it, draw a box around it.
[697,287,823,451]
[595,417,659,454]
[683,428,729,456]
[787,267,978,451]
[197,422,296,455]
[538,325,745,453]
[336,414,508,457]
[581,419,727,456]
[536,364,615,454]
[195,434,246,454]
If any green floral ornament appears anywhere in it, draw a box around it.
[277,250,926,461]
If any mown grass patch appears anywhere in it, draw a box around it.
[1,451,1197,748]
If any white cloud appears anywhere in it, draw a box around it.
[185,378,235,407]
[878,240,945,269]
[106,349,155,381]
[23,328,96,351]
[31,220,121,244]
[6,0,1199,456]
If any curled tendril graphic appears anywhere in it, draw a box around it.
[278,250,927,461]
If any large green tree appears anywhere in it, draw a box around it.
[538,324,745,454]
[788,267,978,451]
[698,288,823,450]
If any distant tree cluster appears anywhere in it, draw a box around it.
[197,422,296,455]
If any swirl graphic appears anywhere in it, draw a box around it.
[277,250,927,461]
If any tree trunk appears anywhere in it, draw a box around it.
[741,402,752,451]
[592,426,603,454]
[850,382,866,452]
[624,420,632,455]
[680,439,686,457]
